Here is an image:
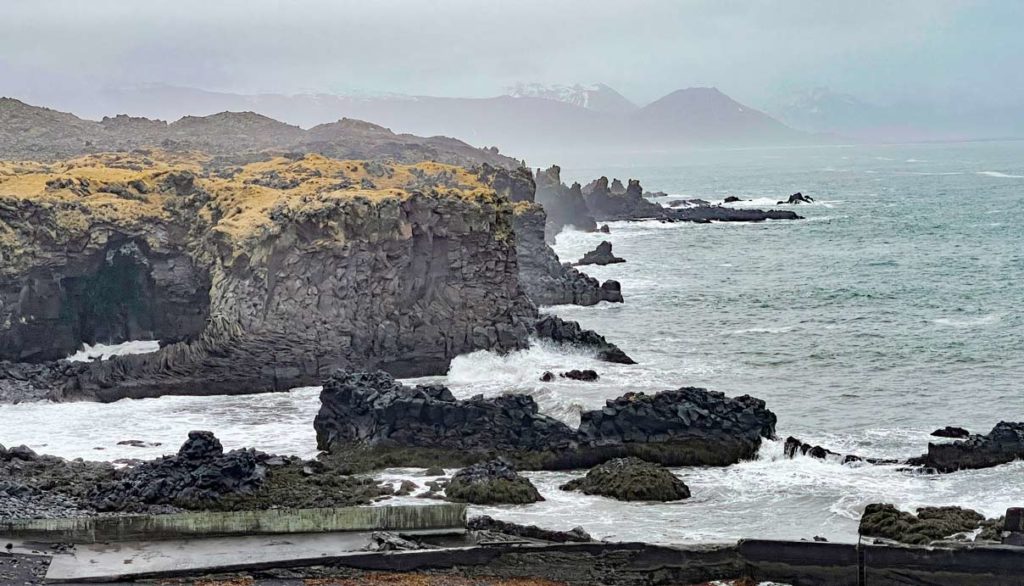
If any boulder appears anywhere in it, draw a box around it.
[315,370,777,471]
[931,426,970,439]
[539,371,556,382]
[575,241,626,266]
[445,459,543,505]
[859,504,1002,545]
[561,369,599,382]
[560,457,690,502]
[598,224,611,233]
[723,196,743,203]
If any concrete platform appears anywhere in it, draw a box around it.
[44,529,465,583]
[3,503,466,542]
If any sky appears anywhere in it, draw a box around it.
[2,0,1022,110]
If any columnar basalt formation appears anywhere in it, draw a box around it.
[908,421,1024,472]
[0,152,537,402]
[314,370,777,471]
[533,165,596,242]
[512,204,623,306]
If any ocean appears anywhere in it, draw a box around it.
[2,141,1022,543]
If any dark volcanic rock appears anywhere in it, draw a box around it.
[88,430,265,511]
[778,192,814,204]
[561,369,599,382]
[723,196,743,203]
[909,421,1024,472]
[560,457,690,502]
[512,204,622,307]
[445,459,543,505]
[783,436,898,465]
[468,515,593,543]
[534,315,635,364]
[534,166,597,242]
[931,426,971,439]
[598,224,611,233]
[539,371,556,382]
[859,503,1002,545]
[575,241,625,266]
[315,370,777,471]
[2,432,387,519]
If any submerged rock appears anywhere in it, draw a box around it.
[777,192,814,204]
[724,196,743,203]
[445,459,543,505]
[560,457,690,502]
[931,426,971,439]
[561,369,599,382]
[783,436,899,465]
[575,241,626,266]
[315,370,776,471]
[859,504,1002,545]
[909,421,1024,472]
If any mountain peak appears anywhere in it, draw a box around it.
[505,83,637,114]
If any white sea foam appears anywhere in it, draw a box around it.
[66,340,161,362]
[977,171,1024,178]
[932,314,1000,327]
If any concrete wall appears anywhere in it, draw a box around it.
[0,504,466,543]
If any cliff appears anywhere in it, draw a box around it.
[0,151,537,401]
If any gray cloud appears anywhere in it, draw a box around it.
[2,0,1018,109]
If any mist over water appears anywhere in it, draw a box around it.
[2,141,1022,543]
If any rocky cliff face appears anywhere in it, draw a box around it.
[512,204,622,306]
[534,165,595,243]
[0,152,536,401]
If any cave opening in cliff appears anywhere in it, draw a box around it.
[56,240,211,353]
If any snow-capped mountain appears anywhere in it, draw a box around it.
[506,83,638,114]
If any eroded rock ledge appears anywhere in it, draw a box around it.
[314,370,777,471]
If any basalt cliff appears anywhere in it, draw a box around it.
[0,152,553,402]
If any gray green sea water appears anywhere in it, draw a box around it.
[3,141,1022,543]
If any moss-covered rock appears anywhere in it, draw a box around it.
[859,503,1003,545]
[445,459,543,505]
[560,457,690,502]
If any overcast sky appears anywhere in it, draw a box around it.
[2,0,1021,109]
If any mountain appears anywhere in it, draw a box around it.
[4,84,810,164]
[506,83,638,114]
[771,87,1024,142]
[632,87,803,145]
[0,97,520,167]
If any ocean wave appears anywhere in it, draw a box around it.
[726,326,795,335]
[66,340,161,362]
[720,196,836,208]
[977,171,1024,178]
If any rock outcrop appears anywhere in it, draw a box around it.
[782,436,898,465]
[512,204,622,306]
[859,504,1002,545]
[560,457,690,502]
[534,166,596,242]
[0,432,387,520]
[533,315,634,364]
[909,422,1024,472]
[777,192,814,204]
[0,153,538,402]
[575,241,625,266]
[314,370,777,471]
[467,515,593,543]
[444,459,543,505]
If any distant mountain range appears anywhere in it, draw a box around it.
[0,97,519,168]
[4,84,812,163]
[769,87,1024,142]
